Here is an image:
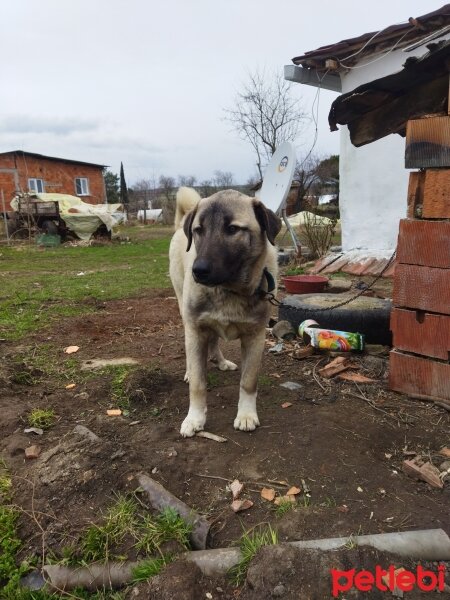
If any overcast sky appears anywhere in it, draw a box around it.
[2,0,437,185]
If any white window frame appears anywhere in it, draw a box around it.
[75,177,90,196]
[28,178,45,193]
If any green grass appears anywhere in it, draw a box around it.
[108,366,134,412]
[0,235,171,340]
[135,507,192,556]
[273,498,296,517]
[72,497,192,565]
[229,525,278,586]
[27,408,56,430]
[207,371,220,388]
[79,495,138,562]
[131,556,172,582]
[257,374,272,387]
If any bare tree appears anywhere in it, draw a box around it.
[225,69,308,179]
[199,180,213,197]
[293,154,340,213]
[213,170,234,190]
[159,175,176,202]
[133,178,155,208]
[292,155,321,213]
[178,175,197,187]
[158,175,176,224]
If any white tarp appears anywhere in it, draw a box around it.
[287,211,335,227]
[11,193,125,240]
[137,209,162,222]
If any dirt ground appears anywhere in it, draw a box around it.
[1,287,449,598]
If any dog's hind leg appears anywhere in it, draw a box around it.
[234,329,265,431]
[180,325,208,437]
[208,336,238,372]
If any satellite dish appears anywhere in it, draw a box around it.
[257,142,299,252]
[258,141,296,215]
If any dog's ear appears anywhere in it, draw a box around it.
[253,200,282,245]
[183,208,197,251]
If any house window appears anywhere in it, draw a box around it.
[28,178,45,193]
[75,177,90,196]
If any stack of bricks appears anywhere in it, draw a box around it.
[389,116,450,402]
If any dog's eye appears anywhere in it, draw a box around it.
[227,225,240,235]
[193,226,203,235]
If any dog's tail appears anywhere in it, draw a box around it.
[174,187,201,230]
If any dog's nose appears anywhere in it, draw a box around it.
[192,259,211,283]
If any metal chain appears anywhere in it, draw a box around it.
[266,250,396,312]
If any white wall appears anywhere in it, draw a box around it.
[338,36,448,253]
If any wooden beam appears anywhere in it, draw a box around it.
[347,75,448,147]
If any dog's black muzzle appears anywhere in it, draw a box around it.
[192,258,225,286]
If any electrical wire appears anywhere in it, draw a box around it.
[339,28,414,69]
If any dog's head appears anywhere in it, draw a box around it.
[183,190,281,287]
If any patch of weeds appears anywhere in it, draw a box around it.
[0,461,12,501]
[75,496,192,566]
[284,266,305,276]
[344,535,358,550]
[229,525,278,586]
[0,474,12,500]
[103,365,134,411]
[27,408,56,430]
[132,555,172,582]
[273,498,296,518]
[299,495,312,508]
[207,371,220,388]
[0,506,25,596]
[11,370,35,386]
[321,496,336,508]
[79,495,137,562]
[258,374,272,387]
[135,507,192,555]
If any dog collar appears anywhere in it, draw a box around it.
[255,267,276,298]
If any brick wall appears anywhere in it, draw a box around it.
[0,152,106,210]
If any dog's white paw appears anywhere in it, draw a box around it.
[180,415,205,437]
[218,359,238,372]
[234,412,260,432]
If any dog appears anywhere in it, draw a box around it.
[169,186,281,437]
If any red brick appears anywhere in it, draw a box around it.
[397,219,450,268]
[389,350,450,401]
[391,308,450,360]
[393,264,450,315]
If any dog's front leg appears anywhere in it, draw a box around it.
[180,325,208,437]
[234,329,265,431]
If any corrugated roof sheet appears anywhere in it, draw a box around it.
[292,4,450,68]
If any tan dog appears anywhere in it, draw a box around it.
[169,186,281,437]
